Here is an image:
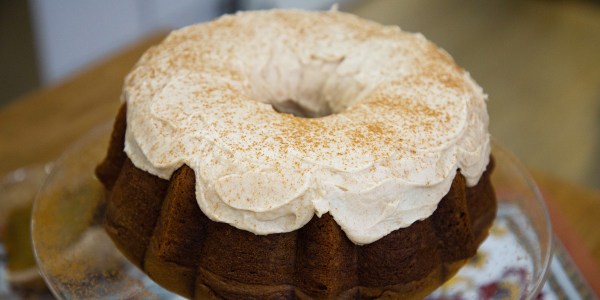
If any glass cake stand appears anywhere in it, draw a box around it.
[31,124,552,300]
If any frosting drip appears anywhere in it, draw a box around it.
[123,9,491,244]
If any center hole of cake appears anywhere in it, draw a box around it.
[249,54,365,118]
[270,99,335,118]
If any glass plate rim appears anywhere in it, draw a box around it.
[31,123,554,300]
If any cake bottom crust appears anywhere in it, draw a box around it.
[190,260,468,300]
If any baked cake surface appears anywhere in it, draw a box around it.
[96,9,497,299]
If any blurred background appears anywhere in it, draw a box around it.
[1,0,600,189]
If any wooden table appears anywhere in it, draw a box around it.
[1,33,599,291]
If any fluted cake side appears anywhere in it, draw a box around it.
[96,105,497,299]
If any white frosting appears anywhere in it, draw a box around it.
[122,9,491,245]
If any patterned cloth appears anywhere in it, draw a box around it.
[426,215,596,300]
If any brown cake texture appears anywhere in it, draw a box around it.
[96,104,497,300]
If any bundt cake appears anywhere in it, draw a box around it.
[96,9,497,299]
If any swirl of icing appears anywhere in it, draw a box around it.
[123,9,491,244]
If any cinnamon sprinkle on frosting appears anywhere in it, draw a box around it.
[123,9,491,244]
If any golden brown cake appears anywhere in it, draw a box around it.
[0,168,51,295]
[96,9,497,299]
[4,205,49,293]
